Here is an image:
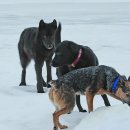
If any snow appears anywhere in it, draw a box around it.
[0,0,130,130]
[75,104,130,130]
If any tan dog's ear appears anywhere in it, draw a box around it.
[124,76,130,89]
[121,75,127,81]
[128,76,130,81]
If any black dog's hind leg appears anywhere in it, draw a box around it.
[101,94,111,106]
[76,95,87,112]
[20,68,26,86]
[35,59,45,93]
[46,58,52,83]
[19,53,30,86]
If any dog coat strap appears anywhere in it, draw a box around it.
[71,49,82,67]
[112,76,120,93]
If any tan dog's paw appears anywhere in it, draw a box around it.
[53,126,58,130]
[59,125,68,129]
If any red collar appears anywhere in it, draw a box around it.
[70,49,82,67]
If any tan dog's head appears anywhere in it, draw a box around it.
[116,76,130,106]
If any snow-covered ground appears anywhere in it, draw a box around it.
[0,0,130,130]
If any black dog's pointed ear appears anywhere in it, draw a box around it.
[57,22,61,32]
[39,19,45,29]
[55,23,61,46]
[52,19,57,29]
[128,76,130,81]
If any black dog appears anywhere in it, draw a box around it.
[52,40,111,112]
[18,19,61,93]
[49,65,130,130]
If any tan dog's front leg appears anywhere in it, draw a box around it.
[53,108,68,130]
[53,111,59,130]
[86,92,94,113]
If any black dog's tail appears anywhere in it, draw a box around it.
[18,30,25,59]
[55,22,61,47]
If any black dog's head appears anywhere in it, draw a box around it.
[52,41,79,67]
[38,19,57,50]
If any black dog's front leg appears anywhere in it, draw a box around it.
[76,95,87,112]
[101,94,111,106]
[46,58,52,83]
[42,77,47,87]
[35,63,44,93]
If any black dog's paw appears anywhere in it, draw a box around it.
[37,88,45,93]
[37,90,45,93]
[79,109,87,112]
[19,82,26,86]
